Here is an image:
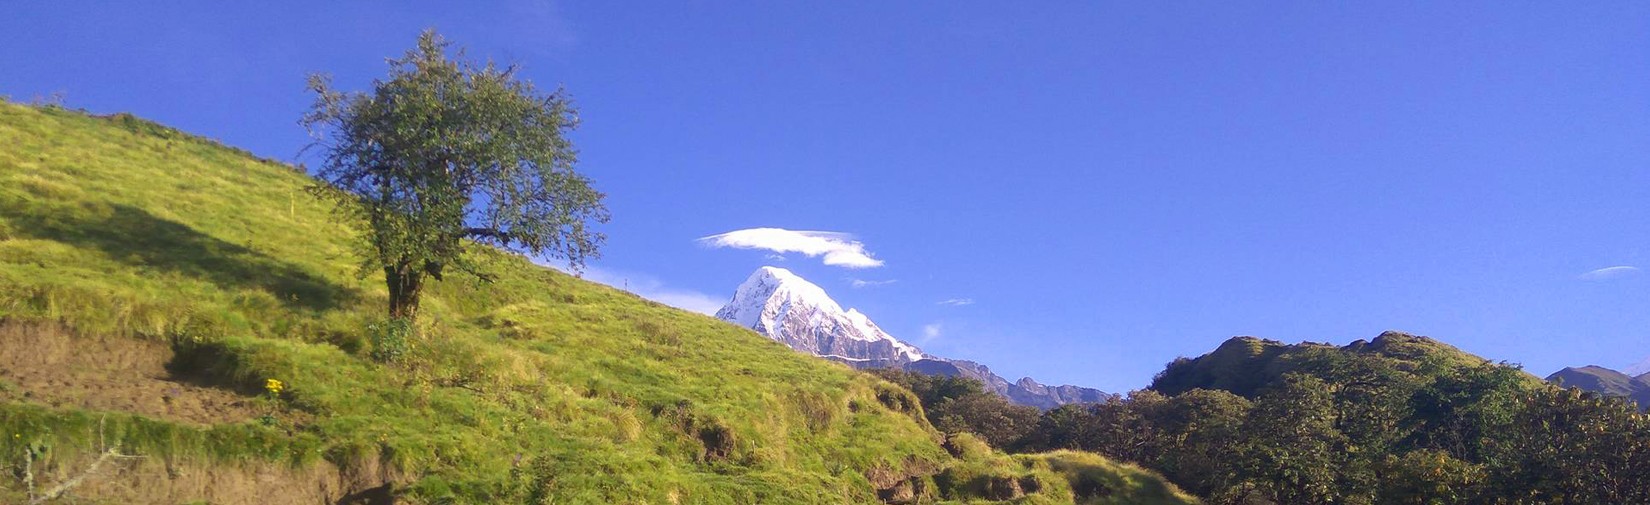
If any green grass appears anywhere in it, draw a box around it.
[932,434,1198,505]
[0,101,1193,504]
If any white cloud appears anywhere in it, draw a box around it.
[937,298,975,306]
[1579,266,1641,281]
[850,278,897,289]
[921,323,942,343]
[540,262,726,315]
[765,254,787,262]
[698,228,884,268]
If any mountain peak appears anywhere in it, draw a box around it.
[750,265,798,282]
[734,266,815,296]
[1624,355,1650,377]
[718,267,923,362]
[714,267,1106,409]
[1546,365,1650,411]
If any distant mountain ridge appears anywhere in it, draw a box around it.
[1150,331,1530,398]
[1624,356,1650,377]
[716,267,1108,409]
[1152,330,1650,412]
[1546,365,1650,411]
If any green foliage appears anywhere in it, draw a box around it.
[1150,332,1506,398]
[367,317,413,363]
[1232,374,1345,505]
[1014,333,1650,504]
[930,393,1041,450]
[1375,450,1485,504]
[1015,390,1251,499]
[302,30,608,320]
[1152,337,1289,398]
[871,368,987,407]
[1028,451,1201,505]
[1478,387,1650,503]
[1019,396,1151,461]
[1131,389,1250,497]
[1545,365,1650,410]
[930,444,1200,505]
[871,369,1041,449]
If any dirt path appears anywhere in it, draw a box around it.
[0,323,398,504]
[0,322,261,426]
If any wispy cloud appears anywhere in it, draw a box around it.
[937,298,975,306]
[850,278,897,289]
[1579,266,1641,281]
[921,323,943,343]
[698,228,884,268]
[540,262,725,315]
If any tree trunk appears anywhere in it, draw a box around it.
[386,262,425,321]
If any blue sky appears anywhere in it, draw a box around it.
[4,2,1649,392]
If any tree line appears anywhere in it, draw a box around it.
[876,342,1650,504]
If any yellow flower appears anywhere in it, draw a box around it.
[265,378,285,395]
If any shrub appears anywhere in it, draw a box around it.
[368,317,413,363]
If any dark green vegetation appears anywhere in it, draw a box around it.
[1546,365,1650,411]
[0,102,1195,503]
[903,332,1650,504]
[870,369,1042,450]
[303,31,608,321]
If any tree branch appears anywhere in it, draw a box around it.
[463,227,512,245]
[22,446,34,501]
[20,415,143,505]
[28,447,141,505]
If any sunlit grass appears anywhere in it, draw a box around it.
[0,101,1192,504]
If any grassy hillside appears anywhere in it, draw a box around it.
[0,101,1195,504]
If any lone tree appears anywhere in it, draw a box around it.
[303,30,608,321]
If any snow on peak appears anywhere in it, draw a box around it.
[716,266,924,362]
[842,308,924,360]
[718,266,839,328]
[1625,355,1650,377]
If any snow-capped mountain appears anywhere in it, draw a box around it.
[1625,356,1650,378]
[716,266,1108,409]
[716,266,924,363]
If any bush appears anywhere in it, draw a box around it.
[368,318,413,363]
[869,369,1038,448]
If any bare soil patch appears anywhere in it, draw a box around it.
[0,322,261,425]
[8,451,398,505]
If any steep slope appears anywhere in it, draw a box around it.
[717,267,1108,409]
[0,102,1192,504]
[1546,366,1650,411]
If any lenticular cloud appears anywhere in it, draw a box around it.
[698,228,884,268]
[1579,266,1640,281]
